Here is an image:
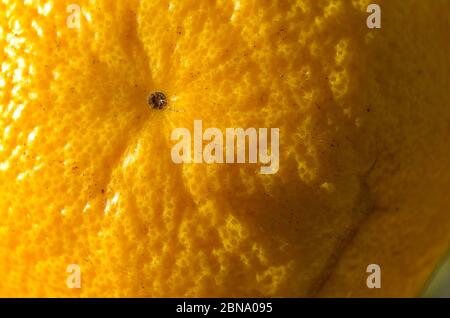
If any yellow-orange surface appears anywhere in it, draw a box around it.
[0,0,449,297]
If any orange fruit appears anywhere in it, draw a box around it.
[0,0,449,297]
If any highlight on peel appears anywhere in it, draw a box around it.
[0,0,449,298]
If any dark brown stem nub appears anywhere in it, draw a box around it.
[148,92,167,110]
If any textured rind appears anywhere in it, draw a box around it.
[0,0,449,297]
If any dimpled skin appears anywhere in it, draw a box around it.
[0,0,449,297]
